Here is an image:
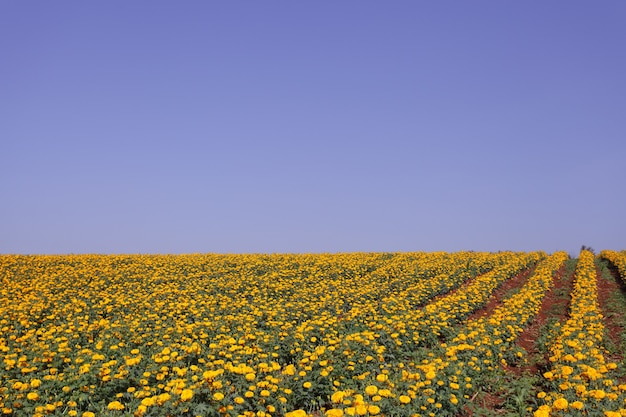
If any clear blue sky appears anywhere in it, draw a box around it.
[2,1,625,255]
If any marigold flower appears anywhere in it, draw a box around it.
[107,401,124,410]
[399,395,411,404]
[365,385,378,396]
[553,397,568,410]
[180,389,193,402]
[285,410,307,417]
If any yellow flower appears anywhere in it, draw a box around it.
[365,385,378,396]
[285,410,307,417]
[570,401,583,410]
[141,397,155,407]
[553,397,568,410]
[213,392,224,401]
[180,389,193,402]
[331,391,347,403]
[399,395,411,404]
[367,405,380,415]
[107,401,124,410]
[27,392,39,401]
[82,413,96,417]
[303,381,312,389]
[326,409,344,417]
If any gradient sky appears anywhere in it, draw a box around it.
[2,1,625,255]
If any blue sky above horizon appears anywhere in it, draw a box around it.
[2,1,625,255]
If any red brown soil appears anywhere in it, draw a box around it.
[595,263,626,382]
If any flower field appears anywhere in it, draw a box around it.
[1,250,626,417]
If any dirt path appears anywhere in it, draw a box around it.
[596,261,626,382]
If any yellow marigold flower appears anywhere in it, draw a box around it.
[553,397,568,410]
[425,371,436,380]
[365,385,378,396]
[68,411,77,417]
[399,395,411,404]
[213,392,224,401]
[27,392,39,401]
[141,397,155,407]
[367,405,380,415]
[235,397,245,404]
[156,393,171,405]
[375,374,387,383]
[331,391,347,404]
[107,401,124,410]
[533,406,550,417]
[30,379,42,388]
[303,381,312,389]
[82,412,96,417]
[570,401,584,410]
[285,410,307,417]
[282,364,296,375]
[325,409,344,417]
[355,404,367,416]
[180,389,193,402]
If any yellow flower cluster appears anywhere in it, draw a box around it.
[600,250,626,284]
[534,250,626,416]
[0,251,561,417]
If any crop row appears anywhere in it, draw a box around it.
[600,250,626,284]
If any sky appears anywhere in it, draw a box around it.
[1,1,625,255]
